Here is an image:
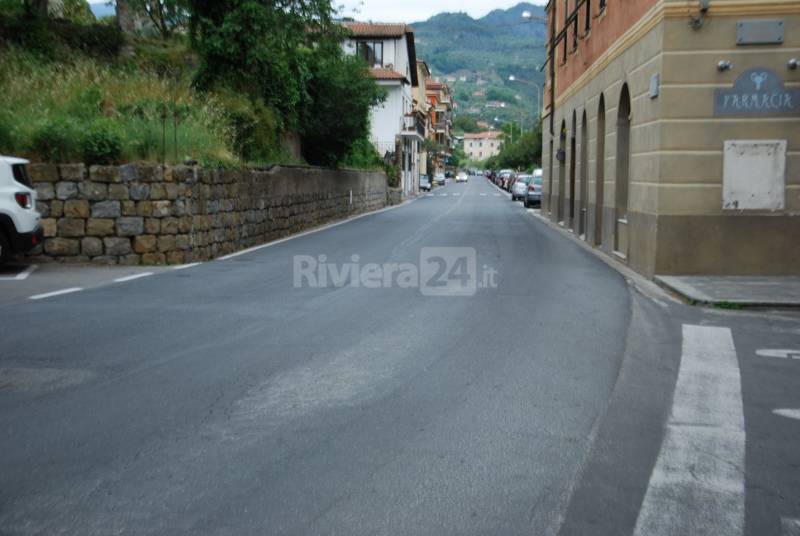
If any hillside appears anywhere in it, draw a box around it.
[412,3,547,132]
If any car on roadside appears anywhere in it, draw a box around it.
[419,174,431,192]
[455,171,468,183]
[524,169,544,208]
[434,173,446,186]
[511,174,531,201]
[524,177,543,208]
[0,156,43,265]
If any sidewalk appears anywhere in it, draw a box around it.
[521,203,800,309]
[654,275,800,308]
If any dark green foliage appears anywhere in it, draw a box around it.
[189,0,332,130]
[485,125,542,170]
[341,138,382,170]
[214,89,278,162]
[0,14,123,59]
[0,113,13,152]
[299,48,385,166]
[30,118,80,162]
[453,115,480,134]
[81,121,123,165]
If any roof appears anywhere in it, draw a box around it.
[341,22,413,37]
[464,131,503,140]
[0,155,29,165]
[341,21,418,87]
[370,68,408,83]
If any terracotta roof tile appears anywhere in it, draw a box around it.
[370,68,408,82]
[342,22,413,37]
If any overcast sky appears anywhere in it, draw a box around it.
[337,0,546,23]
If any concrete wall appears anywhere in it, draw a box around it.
[27,164,389,265]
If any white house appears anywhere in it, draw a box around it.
[341,22,423,197]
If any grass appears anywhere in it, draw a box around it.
[0,44,237,165]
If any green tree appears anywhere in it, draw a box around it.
[129,0,188,39]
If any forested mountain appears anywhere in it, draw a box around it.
[412,3,547,131]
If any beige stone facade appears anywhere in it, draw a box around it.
[542,0,800,276]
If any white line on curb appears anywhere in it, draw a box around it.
[172,263,202,271]
[217,198,416,261]
[634,324,745,536]
[113,272,154,283]
[782,517,800,536]
[0,265,38,281]
[773,408,800,421]
[30,287,84,301]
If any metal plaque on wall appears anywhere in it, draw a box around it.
[736,19,784,45]
[714,68,800,116]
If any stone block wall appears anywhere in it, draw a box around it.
[27,163,389,265]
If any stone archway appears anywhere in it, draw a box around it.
[614,84,632,257]
[594,94,606,246]
[579,110,588,238]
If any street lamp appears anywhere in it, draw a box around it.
[508,75,541,121]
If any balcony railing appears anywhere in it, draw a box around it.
[401,115,425,138]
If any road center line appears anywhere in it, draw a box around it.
[29,287,84,301]
[634,324,745,536]
[113,272,154,283]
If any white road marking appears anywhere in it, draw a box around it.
[29,287,84,301]
[782,517,800,536]
[634,324,745,536]
[480,193,487,196]
[425,193,434,197]
[217,199,416,260]
[438,193,448,197]
[773,408,800,421]
[113,272,154,283]
[493,193,501,197]
[0,265,39,281]
[757,349,800,360]
[452,193,460,197]
[172,263,202,270]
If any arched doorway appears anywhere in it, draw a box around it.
[557,121,567,223]
[614,84,631,257]
[547,139,554,215]
[579,110,588,238]
[569,111,577,230]
[594,94,606,246]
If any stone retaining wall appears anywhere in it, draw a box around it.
[27,164,389,265]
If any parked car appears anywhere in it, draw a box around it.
[498,170,515,191]
[0,156,43,265]
[419,175,431,192]
[456,171,468,183]
[434,173,446,186]
[511,174,531,201]
[524,170,544,208]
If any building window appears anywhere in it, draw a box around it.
[599,0,606,10]
[357,41,383,67]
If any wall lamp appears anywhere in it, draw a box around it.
[789,58,799,70]
[717,60,733,72]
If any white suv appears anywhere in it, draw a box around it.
[0,156,43,265]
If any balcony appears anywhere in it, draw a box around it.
[400,114,425,140]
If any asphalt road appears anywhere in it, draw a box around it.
[1,177,798,535]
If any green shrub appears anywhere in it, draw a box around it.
[81,121,122,165]
[214,89,278,162]
[0,113,13,153]
[29,118,80,162]
[342,138,382,170]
